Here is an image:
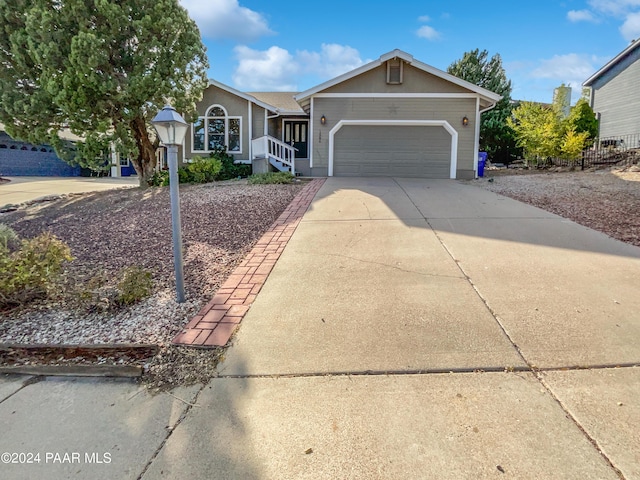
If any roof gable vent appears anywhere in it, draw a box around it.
[386,58,403,85]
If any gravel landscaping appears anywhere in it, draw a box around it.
[2,168,638,389]
[0,180,303,389]
[473,166,640,247]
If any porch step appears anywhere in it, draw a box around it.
[269,156,292,172]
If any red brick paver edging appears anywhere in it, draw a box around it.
[173,178,326,347]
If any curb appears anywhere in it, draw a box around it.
[0,343,158,378]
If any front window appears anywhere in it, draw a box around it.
[193,118,205,151]
[193,104,242,154]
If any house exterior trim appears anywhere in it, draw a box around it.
[328,120,458,178]
[313,93,483,99]
[583,41,640,87]
[295,49,501,109]
[209,79,278,113]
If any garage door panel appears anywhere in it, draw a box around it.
[334,125,451,178]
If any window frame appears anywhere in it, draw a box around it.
[192,104,243,154]
[386,58,404,85]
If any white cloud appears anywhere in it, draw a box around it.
[620,11,640,39]
[232,46,297,91]
[587,0,640,16]
[567,9,598,22]
[417,15,431,22]
[416,25,441,40]
[232,44,367,91]
[529,54,603,97]
[531,54,599,81]
[180,0,273,42]
[297,44,366,78]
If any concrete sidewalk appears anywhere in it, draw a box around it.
[1,177,639,479]
[0,176,138,206]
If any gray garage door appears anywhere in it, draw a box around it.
[333,125,451,178]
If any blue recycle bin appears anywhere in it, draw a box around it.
[478,152,488,177]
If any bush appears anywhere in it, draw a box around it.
[209,148,252,180]
[0,232,73,310]
[149,169,170,187]
[248,172,295,184]
[184,156,223,183]
[148,157,223,187]
[76,266,153,311]
[116,266,153,306]
[0,224,19,251]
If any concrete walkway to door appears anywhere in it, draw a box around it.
[2,177,639,479]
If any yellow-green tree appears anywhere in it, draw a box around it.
[509,99,597,164]
[507,102,561,164]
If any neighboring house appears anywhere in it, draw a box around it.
[183,49,501,179]
[0,127,81,177]
[584,40,640,139]
[0,122,137,178]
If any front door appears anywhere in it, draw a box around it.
[283,120,308,158]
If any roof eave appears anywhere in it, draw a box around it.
[583,40,640,87]
[208,79,279,113]
[293,49,503,107]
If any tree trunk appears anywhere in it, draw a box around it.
[130,115,157,188]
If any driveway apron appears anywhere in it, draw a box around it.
[149,177,640,479]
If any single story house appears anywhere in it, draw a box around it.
[182,49,501,179]
[583,40,640,140]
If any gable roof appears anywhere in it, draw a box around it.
[583,40,640,87]
[208,79,279,113]
[248,92,305,114]
[294,49,502,111]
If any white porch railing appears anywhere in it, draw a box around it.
[251,135,296,175]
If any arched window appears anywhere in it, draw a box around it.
[192,104,242,153]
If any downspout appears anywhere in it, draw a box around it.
[248,100,253,161]
[264,110,268,136]
[309,97,314,168]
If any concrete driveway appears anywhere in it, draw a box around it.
[1,177,639,479]
[0,176,138,206]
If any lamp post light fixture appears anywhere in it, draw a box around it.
[151,105,189,303]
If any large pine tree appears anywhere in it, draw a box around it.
[0,0,208,186]
[447,49,518,163]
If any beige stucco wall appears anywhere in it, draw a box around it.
[324,63,471,95]
[185,85,268,162]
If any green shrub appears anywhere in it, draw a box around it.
[149,157,223,187]
[0,224,19,251]
[76,266,153,311]
[0,232,73,310]
[208,148,252,180]
[248,172,295,184]
[116,266,153,306]
[149,170,170,187]
[186,156,222,183]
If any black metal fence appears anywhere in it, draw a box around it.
[551,133,640,169]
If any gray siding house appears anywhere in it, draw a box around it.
[584,40,640,139]
[183,49,501,179]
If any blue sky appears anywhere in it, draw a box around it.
[179,0,640,103]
